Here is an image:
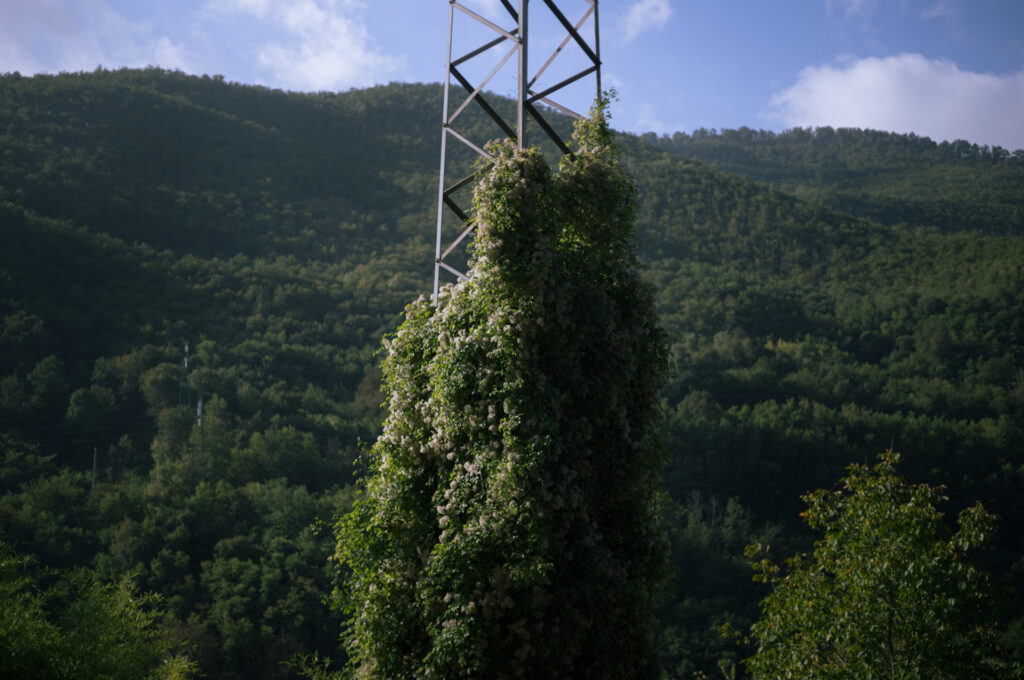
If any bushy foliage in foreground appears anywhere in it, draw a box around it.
[335,105,670,679]
[746,451,1016,679]
[0,541,196,680]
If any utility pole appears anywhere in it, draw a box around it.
[191,393,204,490]
[178,340,201,490]
[432,0,602,303]
[178,340,191,407]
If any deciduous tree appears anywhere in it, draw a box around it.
[746,451,1015,679]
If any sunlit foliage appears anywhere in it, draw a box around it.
[336,102,669,678]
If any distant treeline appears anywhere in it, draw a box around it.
[640,125,1024,235]
[1,69,1022,678]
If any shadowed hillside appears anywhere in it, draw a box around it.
[2,68,1023,678]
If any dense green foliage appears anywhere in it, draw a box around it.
[0,68,1022,677]
[0,541,196,679]
[747,452,1014,679]
[644,126,1024,235]
[337,107,669,678]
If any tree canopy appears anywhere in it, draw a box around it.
[746,451,1015,680]
[0,68,1022,678]
[0,541,197,680]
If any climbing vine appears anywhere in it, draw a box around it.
[335,100,670,679]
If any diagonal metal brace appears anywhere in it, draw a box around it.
[433,1,602,304]
[450,66,518,140]
[540,0,599,64]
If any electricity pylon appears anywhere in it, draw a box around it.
[432,0,602,303]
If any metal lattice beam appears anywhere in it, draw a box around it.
[432,0,601,303]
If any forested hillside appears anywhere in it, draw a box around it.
[645,126,1024,235]
[1,68,1022,678]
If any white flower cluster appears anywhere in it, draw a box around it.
[340,106,669,679]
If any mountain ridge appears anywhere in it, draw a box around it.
[1,68,1022,679]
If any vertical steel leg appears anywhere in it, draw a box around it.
[434,2,456,304]
[432,1,601,303]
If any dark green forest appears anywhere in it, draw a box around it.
[1,68,1023,678]
[643,125,1024,235]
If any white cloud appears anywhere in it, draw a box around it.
[765,53,1024,150]
[0,0,401,92]
[0,0,191,75]
[622,0,671,44]
[216,0,403,91]
[214,0,273,17]
[922,0,957,21]
[150,37,189,72]
[632,100,688,136]
[463,0,504,19]
[826,0,876,21]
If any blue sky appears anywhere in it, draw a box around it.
[2,0,1023,150]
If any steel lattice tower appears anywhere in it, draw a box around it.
[433,0,602,303]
